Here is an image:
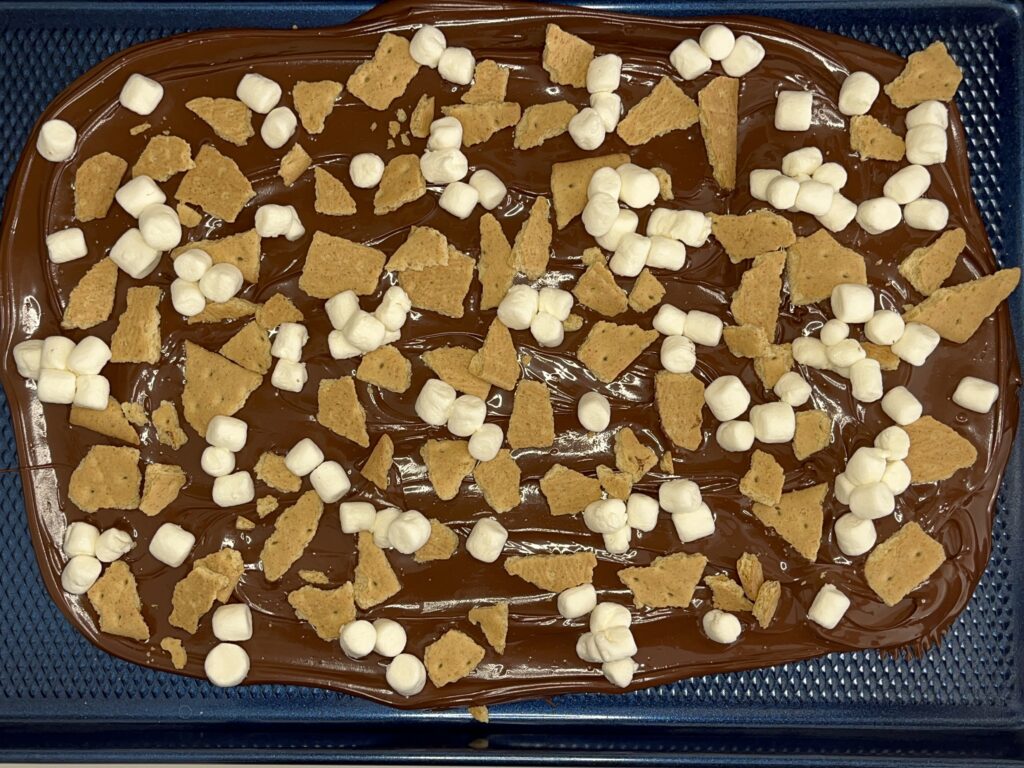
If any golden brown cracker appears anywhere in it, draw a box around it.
[884,41,964,108]
[475,450,522,514]
[356,345,412,393]
[618,552,707,609]
[850,115,905,161]
[442,102,521,146]
[186,297,258,325]
[899,228,966,296]
[177,203,202,227]
[597,465,633,501]
[152,400,188,450]
[120,401,147,427]
[504,551,597,592]
[139,463,186,516]
[422,346,491,400]
[723,324,769,358]
[62,257,118,330]
[293,79,343,134]
[299,231,385,298]
[754,343,793,390]
[175,144,255,222]
[865,522,946,605]
[69,397,140,446]
[737,553,764,601]
[185,97,253,145]
[573,260,629,317]
[316,376,370,447]
[698,76,739,190]
[236,516,256,531]
[172,228,261,283]
[410,94,435,138]
[902,268,1020,343]
[132,135,194,181]
[511,197,552,280]
[712,211,796,264]
[299,569,330,585]
[110,285,162,364]
[255,451,301,494]
[739,449,785,506]
[313,166,357,216]
[259,491,324,582]
[627,269,665,313]
[68,445,141,513]
[194,548,243,602]
[540,463,603,516]
[753,580,781,628]
[399,245,475,318]
[550,153,630,229]
[653,166,674,199]
[421,439,477,501]
[478,213,515,310]
[347,33,420,111]
[655,371,705,451]
[863,342,900,371]
[468,602,509,654]
[414,519,460,563]
[904,415,978,483]
[577,322,658,383]
[354,531,401,609]
[614,427,658,482]
[793,410,832,461]
[288,583,355,641]
[463,59,509,103]
[507,379,555,449]
[169,566,229,634]
[469,319,520,391]
[87,561,149,642]
[751,483,827,562]
[75,152,127,222]
[425,629,486,687]
[617,76,699,147]
[386,225,449,272]
[181,341,262,438]
[731,250,786,336]
[542,23,594,87]
[513,101,578,150]
[705,574,754,612]
[255,292,303,331]
[219,321,271,375]
[278,142,312,186]
[785,229,868,305]
[256,495,278,519]
[160,637,187,669]
[361,434,394,491]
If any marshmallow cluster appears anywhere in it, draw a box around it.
[660,478,715,543]
[200,414,254,507]
[270,321,309,393]
[338,501,435,556]
[340,617,409,660]
[414,378,505,461]
[576,602,639,688]
[669,24,765,80]
[326,287,409,361]
[652,304,723,373]
[750,147,855,232]
[568,51,626,150]
[856,162,948,234]
[582,498,626,554]
[496,284,575,347]
[254,203,304,241]
[409,25,476,86]
[60,521,136,594]
[109,176,190,279]
[171,247,245,318]
[14,335,112,410]
[283,438,353,505]
[418,116,508,217]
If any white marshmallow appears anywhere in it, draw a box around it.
[41,336,75,371]
[749,169,782,201]
[254,204,297,238]
[206,414,248,452]
[174,248,212,281]
[834,472,856,505]
[170,278,206,318]
[882,460,912,495]
[826,338,865,368]
[67,336,111,376]
[590,601,632,632]
[592,625,637,663]
[595,208,639,251]
[865,310,905,346]
[36,119,76,162]
[465,517,508,563]
[775,91,813,132]
[388,510,432,555]
[36,368,77,404]
[116,176,166,218]
[905,124,948,166]
[609,233,651,277]
[213,603,252,642]
[13,340,43,379]
[903,199,949,231]
[845,446,887,485]
[672,503,716,543]
[807,584,850,629]
[342,310,387,353]
[61,556,101,595]
[703,609,741,643]
[343,153,385,190]
[670,38,712,81]
[716,420,755,452]
[766,174,800,210]
[497,284,539,330]
[831,283,875,324]
[386,653,427,696]
[212,471,255,508]
[774,371,812,407]
[110,228,161,279]
[663,209,711,246]
[439,182,479,219]
[469,169,506,210]
[261,106,297,149]
[310,460,351,504]
[616,164,660,209]
[582,193,620,237]
[427,116,463,150]
[812,162,848,191]
[587,54,622,94]
[46,228,88,264]
[201,446,235,478]
[838,71,880,116]
[645,207,674,237]
[603,525,632,554]
[721,34,765,77]
[576,633,602,663]
[271,359,307,393]
[834,513,877,557]
[205,643,249,688]
[856,197,902,234]
[590,92,622,132]
[794,180,834,216]
[659,478,702,514]
[705,375,750,421]
[578,391,611,433]
[660,335,697,374]
[626,493,659,532]
[285,211,305,242]
[199,263,244,304]
[415,378,457,426]
[438,47,476,85]
[819,319,849,347]
[372,508,400,549]
[891,322,940,366]
[447,394,487,437]
[558,584,598,620]
[782,147,823,178]
[339,501,377,534]
[271,322,308,362]
[699,24,735,60]
[469,423,504,462]
[881,385,923,425]
[646,236,686,271]
[750,402,796,443]
[149,523,195,567]
[883,164,930,205]
[568,107,606,151]
[373,619,407,657]
[326,290,360,331]
[63,521,100,558]
[236,72,281,113]
[583,499,628,534]
[653,304,687,336]
[94,528,133,563]
[588,166,622,200]
[420,148,468,184]
[875,425,910,461]
[410,24,446,68]
[285,437,323,477]
[119,73,163,115]
[850,358,883,403]
[538,287,573,322]
[683,310,723,346]
[375,286,412,332]
[906,100,949,130]
[816,193,858,233]
[953,376,999,413]
[72,374,109,411]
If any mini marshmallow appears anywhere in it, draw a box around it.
[583,499,628,534]
[372,507,401,549]
[782,147,823,178]
[667,210,711,247]
[582,193,620,237]
[255,203,297,238]
[271,322,308,362]
[589,166,622,200]
[63,522,100,558]
[819,319,850,347]
[285,210,305,241]
[427,116,463,150]
[838,71,880,116]
[653,304,687,336]
[149,522,195,567]
[831,283,875,324]
[410,24,446,68]
[670,38,712,80]
[374,286,412,332]
[36,119,76,162]
[342,310,387,353]
[816,193,858,233]
[875,425,910,461]
[603,525,631,555]
[261,106,297,149]
[439,182,479,219]
[170,278,206,317]
[469,169,507,210]
[339,501,377,534]
[609,233,651,277]
[387,653,427,696]
[883,164,930,205]
[468,423,504,462]
[906,100,949,130]
[271,359,307,393]
[645,207,675,237]
[660,335,697,373]
[705,375,750,422]
[61,555,102,595]
[110,228,161,279]
[201,446,235,478]
[236,72,281,113]
[845,446,887,485]
[794,180,834,216]
[206,414,248,452]
[119,73,163,115]
[881,460,912,495]
[285,437,324,477]
[750,169,782,201]
[538,287,573,322]
[587,53,622,94]
[856,197,902,234]
[865,310,905,346]
[13,340,43,379]
[703,609,741,643]
[420,148,468,184]
[46,228,88,264]
[174,248,212,281]
[750,402,796,444]
[497,284,540,330]
[595,209,639,251]
[199,262,244,304]
[72,374,109,411]
[345,152,385,189]
[775,90,813,132]
[774,371,812,407]
[905,124,948,166]
[721,34,765,77]
[834,472,856,505]
[834,513,877,557]
[716,420,755,452]
[438,46,476,85]
[388,510,432,555]
[205,643,250,688]
[41,336,75,371]
[94,528,133,563]
[659,478,702,514]
[590,92,622,132]
[766,174,800,210]
[373,619,407,657]
[213,603,253,642]
[903,198,949,231]
[448,394,487,437]
[67,336,111,376]
[326,290,360,331]
[568,107,606,150]
[590,602,632,632]
[616,164,660,209]
[116,176,166,218]
[310,460,351,504]
[646,236,686,271]
[36,368,77,404]
[212,471,255,508]
[465,517,508,563]
[891,322,940,366]
[578,391,611,432]
[683,310,723,346]
[850,358,883,403]
[881,386,923,425]
[576,633,601,663]
[812,162,848,191]
[699,24,735,60]
[807,584,850,630]
[953,376,999,413]
[672,503,715,543]
[826,338,865,368]
[415,378,457,426]
[558,584,598,620]
[626,493,659,533]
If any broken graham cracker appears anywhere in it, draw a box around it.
[511,197,553,280]
[863,342,900,371]
[898,228,966,296]
[573,260,629,317]
[618,552,708,609]
[87,561,149,642]
[425,629,486,688]
[850,115,905,162]
[614,427,658,482]
[597,465,632,501]
[189,298,257,326]
[422,346,491,401]
[278,143,312,186]
[577,322,658,383]
[298,569,329,586]
[194,548,244,602]
[177,203,201,228]
[653,166,674,199]
[753,580,781,628]
[514,101,578,150]
[288,583,355,641]
[904,415,978,483]
[109,285,161,364]
[313,167,357,216]
[347,32,420,111]
[712,210,796,264]
[468,603,509,656]
[902,268,1020,343]
[175,144,255,223]
[386,225,449,272]
[786,229,868,305]
[120,401,147,427]
[69,397,139,446]
[469,319,520,391]
[705,574,754,612]
[504,552,597,593]
[169,566,230,634]
[68,445,140,513]
[617,76,699,147]
[794,410,832,461]
[421,439,477,501]
[361,434,394,491]
[540,463,603,516]
[414,519,459,563]
[139,463,186,516]
[697,75,739,191]
[316,377,370,447]
[399,246,475,318]
[374,154,426,215]
[132,135,193,181]
[160,637,186,670]
[463,59,509,103]
[356,345,412,393]
[236,516,256,531]
[865,522,946,606]
[754,343,793,390]
[655,371,705,450]
[354,531,401,610]
[474,450,522,514]
[737,553,764,601]
[478,213,515,311]
[628,269,666,313]
[172,229,261,283]
[507,380,555,449]
[550,153,630,229]
[542,23,594,88]
[442,102,522,146]
[884,41,964,108]
[74,152,127,222]
[293,80,343,134]
[219,321,271,375]
[259,491,324,582]
[660,450,674,474]
[256,496,278,518]
[723,324,769,358]
[300,231,385,298]
[185,97,253,145]
[181,341,262,438]
[730,250,786,337]
[751,483,827,562]
[255,451,301,494]
[739,449,785,506]
[410,94,435,138]
[256,292,303,331]
[61,257,118,330]
[152,400,188,450]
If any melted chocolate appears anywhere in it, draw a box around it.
[0,0,1019,709]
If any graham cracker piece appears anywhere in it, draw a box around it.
[470,706,489,723]
[577,322,658,383]
[410,94,435,138]
[278,143,312,186]
[219,321,271,375]
[399,245,475,318]
[899,228,966,296]
[739,449,785,506]
[794,410,832,461]
[617,76,699,147]
[299,569,330,585]
[346,32,420,111]
[753,580,781,628]
[139,463,186,516]
[288,583,355,641]
[754,343,793,390]
[597,465,632,501]
[121,401,147,427]
[187,297,258,325]
[513,101,578,150]
[386,225,449,272]
[619,552,707,609]
[425,629,486,687]
[313,166,357,216]
[479,213,515,310]
[130,123,150,136]
[540,464,603,516]
[152,400,188,450]
[564,314,584,332]
[414,519,459,563]
[655,371,705,450]
[110,286,161,364]
[293,80,343,134]
[737,552,764,601]
[68,445,140,513]
[175,144,255,223]
[442,102,521,146]
[132,135,193,181]
[421,439,477,501]
[171,229,261,283]
[255,452,301,494]
[181,341,262,438]
[627,269,665,313]
[463,59,509,103]
[194,547,243,602]
[504,552,597,593]
[354,530,401,609]
[259,491,324,582]
[902,268,1020,343]
[550,153,630,229]
[542,23,594,87]
[723,324,769,358]
[884,41,964,108]
[705,574,754,612]
[475,450,522,513]
[711,210,796,264]
[850,115,905,162]
[422,346,491,400]
[468,602,508,654]
[356,345,412,393]
[169,566,229,634]
[255,292,303,330]
[70,397,139,445]
[660,451,674,474]
[257,495,278,519]
[62,257,118,330]
[160,637,186,669]
[653,166,673,199]
[236,516,256,531]
[731,250,786,336]
[573,260,629,317]
[863,342,900,371]
[300,231,385,298]
[511,197,552,280]
[614,427,657,482]
[177,203,202,228]
[316,377,370,447]
[361,434,394,490]
[469,319,520,390]
[866,522,946,606]
[507,380,555,449]
[786,229,868,305]
[751,483,827,562]
[75,152,127,222]
[86,561,149,642]
[185,97,253,145]
[698,76,739,190]
[904,415,978,483]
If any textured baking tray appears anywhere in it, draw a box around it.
[1,0,1022,764]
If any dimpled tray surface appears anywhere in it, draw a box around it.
[0,0,1022,764]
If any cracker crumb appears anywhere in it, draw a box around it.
[160,637,186,669]
[898,228,966,296]
[300,231,385,298]
[425,629,486,687]
[659,451,674,474]
[564,314,584,332]
[257,495,278,519]
[422,346,491,401]
[236,516,256,531]
[850,115,905,161]
[74,152,127,222]
[793,410,832,461]
[70,397,140,445]
[259,491,324,582]
[618,76,699,146]
[255,451,301,494]
[442,102,521,146]
[577,321,658,383]
[902,268,1020,343]
[132,135,194,181]
[655,371,705,450]
[739,449,785,506]
[152,400,188,450]
[904,415,978,482]
[507,380,555,449]
[573,260,629,317]
[698,76,739,190]
[469,706,489,723]
[185,97,254,145]
[399,245,475,318]
[514,101,578,150]
[421,439,477,501]
[316,377,370,447]
[414,519,459,563]
[61,257,118,330]
[354,531,401,609]
[550,153,630,229]
[299,569,330,585]
[110,285,162,364]
[278,142,312,186]
[475,449,522,514]
[652,166,674,199]
[288,583,355,641]
[87,561,149,641]
[469,319,520,390]
[885,41,964,108]
[293,80,344,134]
[751,483,827,562]
[786,229,867,305]
[313,166,357,216]
[627,269,666,313]
[175,144,255,222]
[356,345,412,393]
[139,463,186,516]
[542,23,594,87]
[468,602,509,654]
[130,123,150,136]
[619,552,707,608]
[712,211,795,264]
[361,434,394,491]
[504,552,597,592]
[181,341,262,438]
[347,33,420,111]
[176,203,202,228]
[69,445,140,512]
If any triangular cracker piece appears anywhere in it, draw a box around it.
[884,41,963,108]
[737,553,764,601]
[723,324,769,358]
[425,629,486,687]
[186,297,258,325]
[627,269,665,313]
[287,583,355,641]
[850,115,905,162]
[193,547,243,602]
[110,286,161,364]
[573,260,628,317]
[751,483,827,562]
[313,166,356,216]
[152,400,188,449]
[504,552,597,593]
[479,213,515,309]
[75,152,127,222]
[898,228,966,296]
[469,319,520,390]
[793,410,832,461]
[550,153,630,229]
[422,346,491,400]
[539,463,603,516]
[185,97,253,145]
[514,101,578,150]
[474,449,521,513]
[577,321,658,383]
[904,415,977,482]
[62,257,118,330]
[255,451,301,494]
[361,434,394,490]
[293,80,343,134]
[70,397,140,445]
[462,59,509,103]
[511,197,552,280]
[354,531,401,609]
[731,250,785,337]
[256,293,303,330]
[219,321,271,375]
[316,377,369,447]
[753,343,793,390]
[753,581,781,628]
[902,268,1020,343]
[468,602,508,654]
[356,345,412,393]
[385,226,449,272]
[414,519,459,563]
[739,449,784,506]
[139,463,186,516]
[182,341,262,438]
[169,566,229,633]
[864,522,945,606]
[698,76,738,191]
[711,210,796,263]
[87,561,149,641]
[507,380,554,449]
[278,143,311,186]
[259,491,324,582]
[705,574,754,612]
[655,371,704,450]
[373,154,425,214]
[785,229,867,305]
[617,77,699,147]
[410,94,435,138]
[421,439,476,501]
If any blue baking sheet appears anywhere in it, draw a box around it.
[1,0,1023,764]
